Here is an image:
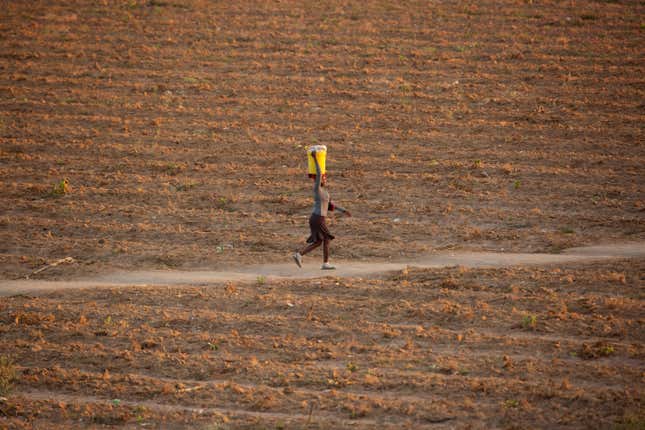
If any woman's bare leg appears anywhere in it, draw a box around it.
[300,241,322,256]
[323,238,330,263]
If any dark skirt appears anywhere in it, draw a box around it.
[307,214,335,243]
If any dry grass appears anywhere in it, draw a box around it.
[0,355,16,397]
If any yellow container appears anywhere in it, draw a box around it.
[307,145,327,178]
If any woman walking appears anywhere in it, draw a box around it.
[293,150,351,270]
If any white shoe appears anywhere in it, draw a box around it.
[293,253,302,268]
[321,262,336,270]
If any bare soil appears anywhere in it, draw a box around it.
[1,259,644,428]
[1,0,644,428]
[0,0,643,280]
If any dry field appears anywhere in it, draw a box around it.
[1,0,644,429]
[1,260,644,429]
[0,0,643,278]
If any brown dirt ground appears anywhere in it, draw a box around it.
[1,0,644,429]
[0,0,643,279]
[1,259,644,429]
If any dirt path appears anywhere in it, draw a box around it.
[2,242,643,296]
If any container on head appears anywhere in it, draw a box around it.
[307,145,327,178]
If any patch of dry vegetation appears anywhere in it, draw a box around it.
[0,355,17,397]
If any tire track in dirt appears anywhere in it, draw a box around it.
[2,242,644,296]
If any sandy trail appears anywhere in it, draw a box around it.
[1,242,643,296]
